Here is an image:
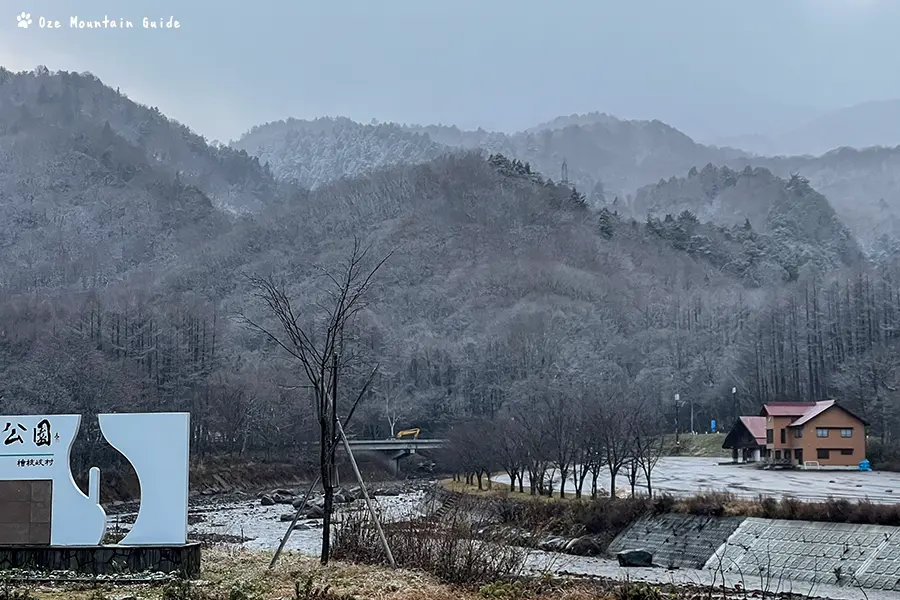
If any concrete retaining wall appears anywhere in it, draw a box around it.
[854,530,900,590]
[706,518,900,592]
[611,514,900,592]
[607,513,746,569]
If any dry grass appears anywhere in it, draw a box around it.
[4,546,471,600]
[333,494,531,586]
[677,491,900,525]
[661,434,730,458]
[448,477,900,533]
[0,547,720,600]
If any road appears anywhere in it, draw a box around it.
[493,457,900,503]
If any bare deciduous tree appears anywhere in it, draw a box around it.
[243,237,391,564]
[595,379,635,499]
[632,393,666,497]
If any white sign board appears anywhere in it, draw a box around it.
[0,412,189,547]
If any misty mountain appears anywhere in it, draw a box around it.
[725,146,900,248]
[0,66,283,216]
[709,133,782,157]
[524,112,623,133]
[0,83,767,437]
[0,68,244,289]
[233,110,895,253]
[3,65,900,456]
[237,114,748,205]
[777,100,900,156]
[0,67,786,438]
[232,117,448,189]
[713,100,900,158]
[631,165,864,280]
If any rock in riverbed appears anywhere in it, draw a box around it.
[305,504,325,519]
[617,549,653,567]
[538,536,570,552]
[565,536,604,556]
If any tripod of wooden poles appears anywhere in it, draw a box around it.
[268,417,395,569]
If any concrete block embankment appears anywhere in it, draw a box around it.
[706,518,900,592]
[607,513,747,569]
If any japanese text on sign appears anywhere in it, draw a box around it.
[2,419,57,447]
[17,458,53,467]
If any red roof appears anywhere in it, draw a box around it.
[760,402,817,417]
[760,399,868,428]
[788,400,836,427]
[739,416,767,445]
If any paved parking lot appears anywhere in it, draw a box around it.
[495,457,900,503]
[636,457,900,503]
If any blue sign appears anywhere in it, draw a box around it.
[711,420,717,433]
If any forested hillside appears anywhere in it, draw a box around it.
[0,66,284,216]
[3,67,900,475]
[524,112,624,133]
[632,165,863,280]
[727,147,900,248]
[235,115,746,206]
[233,117,448,189]
[235,113,900,250]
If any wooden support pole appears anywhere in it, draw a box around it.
[336,418,396,567]
[269,474,321,570]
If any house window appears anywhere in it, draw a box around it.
[775,450,782,460]
[766,429,774,443]
[840,449,853,456]
[840,428,853,438]
[794,428,803,438]
[817,428,829,438]
[817,448,830,460]
[780,429,786,444]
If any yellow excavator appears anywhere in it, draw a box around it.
[395,428,420,439]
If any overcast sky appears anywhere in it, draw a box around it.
[1,0,898,143]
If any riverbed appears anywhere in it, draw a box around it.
[106,486,430,554]
[105,479,890,599]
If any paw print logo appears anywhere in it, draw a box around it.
[16,12,32,28]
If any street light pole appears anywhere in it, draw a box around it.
[674,393,681,444]
[732,387,737,424]
[690,397,695,435]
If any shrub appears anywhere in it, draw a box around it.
[651,493,676,514]
[294,576,356,600]
[493,495,651,541]
[332,498,527,586]
[479,581,527,599]
[757,495,778,518]
[679,492,734,517]
[613,582,663,600]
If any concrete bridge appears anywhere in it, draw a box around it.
[338,438,447,473]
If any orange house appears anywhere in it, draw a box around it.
[762,400,868,468]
